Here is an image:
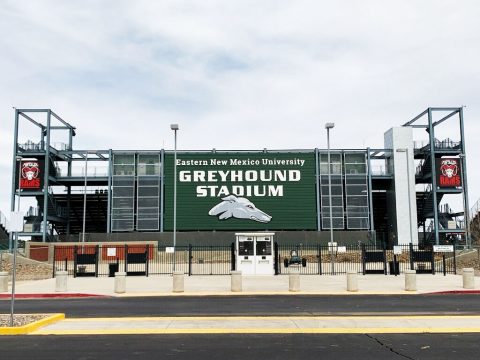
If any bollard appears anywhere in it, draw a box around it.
[231,270,242,292]
[346,270,358,292]
[55,270,68,292]
[0,271,8,292]
[173,271,184,293]
[404,269,417,291]
[463,268,475,289]
[289,265,301,292]
[114,272,126,294]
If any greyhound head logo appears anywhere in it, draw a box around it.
[208,195,272,223]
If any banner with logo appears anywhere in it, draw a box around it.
[16,159,44,191]
[164,152,317,231]
[436,158,462,188]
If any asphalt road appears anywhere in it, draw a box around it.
[1,294,479,317]
[0,334,479,360]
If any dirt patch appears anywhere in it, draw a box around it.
[0,258,53,281]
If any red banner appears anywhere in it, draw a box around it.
[436,158,462,188]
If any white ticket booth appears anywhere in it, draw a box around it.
[235,232,275,275]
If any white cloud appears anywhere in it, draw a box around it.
[0,0,479,217]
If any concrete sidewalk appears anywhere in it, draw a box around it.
[31,315,480,335]
[1,273,478,297]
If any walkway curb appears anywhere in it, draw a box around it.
[0,313,65,335]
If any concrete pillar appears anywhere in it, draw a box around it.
[173,271,184,293]
[404,269,417,291]
[55,271,68,292]
[0,271,8,292]
[289,265,300,292]
[463,268,475,289]
[347,270,358,292]
[114,272,126,294]
[231,270,242,292]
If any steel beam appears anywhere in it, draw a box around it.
[107,149,112,233]
[315,148,321,231]
[432,109,459,127]
[428,109,440,245]
[367,148,374,232]
[459,108,471,247]
[403,109,429,126]
[42,111,52,243]
[9,109,20,251]
[160,149,165,232]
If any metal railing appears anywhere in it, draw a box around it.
[276,243,456,275]
[53,244,235,277]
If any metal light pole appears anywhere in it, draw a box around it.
[397,148,413,246]
[10,156,22,326]
[170,124,179,271]
[325,122,335,275]
[82,152,88,244]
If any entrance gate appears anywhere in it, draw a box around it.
[235,233,275,275]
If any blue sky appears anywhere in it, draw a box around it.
[0,0,479,218]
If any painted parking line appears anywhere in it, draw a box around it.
[31,315,480,335]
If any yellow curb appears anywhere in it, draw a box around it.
[0,314,65,335]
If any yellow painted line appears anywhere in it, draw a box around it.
[61,315,480,322]
[0,314,65,335]
[31,327,480,335]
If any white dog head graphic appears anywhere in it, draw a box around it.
[208,195,272,223]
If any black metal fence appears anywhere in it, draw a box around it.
[276,243,457,275]
[53,242,457,277]
[53,244,234,277]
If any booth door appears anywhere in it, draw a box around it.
[237,236,255,275]
[254,236,274,275]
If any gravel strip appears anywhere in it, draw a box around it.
[0,259,53,280]
[0,314,49,327]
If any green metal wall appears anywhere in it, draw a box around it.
[163,152,317,231]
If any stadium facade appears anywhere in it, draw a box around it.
[8,107,471,248]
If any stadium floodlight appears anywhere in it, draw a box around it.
[171,124,179,271]
[325,122,335,275]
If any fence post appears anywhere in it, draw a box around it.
[95,245,99,278]
[442,254,446,276]
[453,246,457,274]
[231,242,235,271]
[409,243,414,270]
[52,247,57,278]
[274,242,279,275]
[124,244,128,273]
[318,244,322,275]
[73,246,78,278]
[145,249,149,277]
[393,254,398,276]
[188,244,192,276]
[383,244,387,275]
[361,244,366,275]
[431,249,435,275]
